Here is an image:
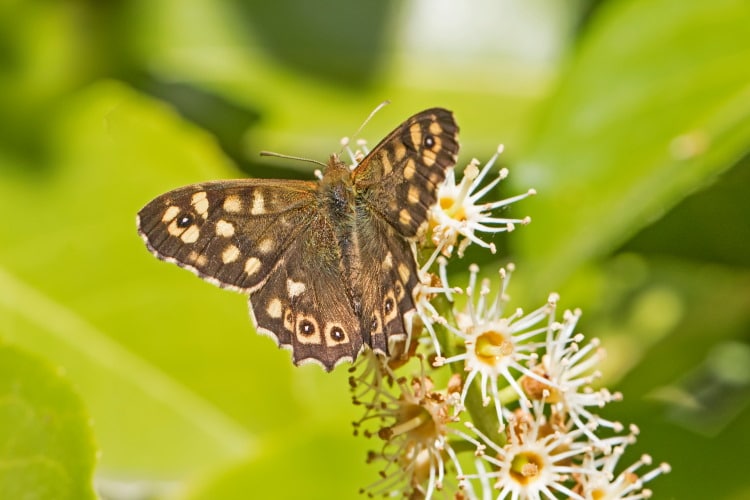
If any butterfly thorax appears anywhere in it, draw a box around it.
[319,154,356,217]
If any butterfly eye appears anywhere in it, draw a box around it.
[176,214,194,228]
[423,134,435,148]
[299,320,316,336]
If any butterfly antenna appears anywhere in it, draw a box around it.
[259,150,327,169]
[353,100,391,140]
[341,100,391,163]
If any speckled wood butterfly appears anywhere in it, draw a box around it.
[137,108,459,370]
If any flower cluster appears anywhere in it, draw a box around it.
[347,147,670,499]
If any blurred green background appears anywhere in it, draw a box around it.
[1,0,749,498]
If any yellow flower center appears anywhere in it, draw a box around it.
[439,196,467,221]
[590,489,605,500]
[475,330,513,366]
[509,451,544,485]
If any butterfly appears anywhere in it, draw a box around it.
[137,108,459,370]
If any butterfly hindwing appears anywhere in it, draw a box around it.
[353,108,459,239]
[137,179,317,291]
[249,228,363,370]
[353,207,420,356]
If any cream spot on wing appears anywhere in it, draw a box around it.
[191,191,209,219]
[398,263,411,284]
[216,220,235,237]
[162,205,180,222]
[399,209,412,227]
[224,195,242,213]
[395,280,405,301]
[167,220,185,237]
[409,123,423,150]
[382,252,393,270]
[393,144,407,162]
[381,157,393,176]
[187,251,208,267]
[258,238,275,254]
[383,289,398,324]
[407,185,421,205]
[403,158,416,180]
[429,120,443,136]
[283,309,294,331]
[428,170,442,184]
[244,257,261,276]
[422,150,436,167]
[287,279,306,298]
[251,191,265,215]
[266,298,283,319]
[180,225,200,243]
[222,244,240,264]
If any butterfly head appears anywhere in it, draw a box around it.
[322,153,352,175]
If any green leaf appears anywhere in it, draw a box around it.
[0,343,97,500]
[0,81,253,475]
[515,0,750,289]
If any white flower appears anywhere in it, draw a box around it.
[521,308,623,443]
[578,426,671,499]
[434,264,556,429]
[464,401,599,500]
[430,146,535,258]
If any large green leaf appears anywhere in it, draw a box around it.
[0,343,97,500]
[515,0,750,289]
[0,82,254,476]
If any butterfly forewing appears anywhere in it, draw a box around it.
[137,179,317,291]
[353,108,459,239]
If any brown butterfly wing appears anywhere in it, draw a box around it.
[137,179,318,291]
[348,108,459,358]
[138,178,363,370]
[352,108,459,239]
[248,229,363,370]
[351,208,420,356]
